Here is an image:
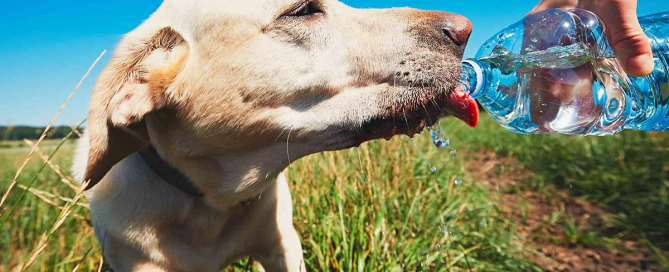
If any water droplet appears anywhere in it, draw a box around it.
[356,147,366,176]
[608,98,620,113]
[410,137,436,173]
[430,129,450,148]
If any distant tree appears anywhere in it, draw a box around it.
[0,126,80,140]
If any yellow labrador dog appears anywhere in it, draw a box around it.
[72,0,476,271]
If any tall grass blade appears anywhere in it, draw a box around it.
[0,51,105,210]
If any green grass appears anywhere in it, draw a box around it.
[0,139,99,271]
[445,114,669,251]
[0,114,667,271]
[0,139,66,150]
[288,137,539,271]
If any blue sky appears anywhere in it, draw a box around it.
[0,0,665,126]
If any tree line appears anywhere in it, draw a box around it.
[0,126,80,141]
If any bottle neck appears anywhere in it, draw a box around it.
[460,60,486,99]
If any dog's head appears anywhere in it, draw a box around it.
[83,0,476,192]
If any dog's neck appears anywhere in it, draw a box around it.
[145,113,317,210]
[143,143,280,210]
[139,144,204,197]
[148,141,313,210]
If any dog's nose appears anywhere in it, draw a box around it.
[439,13,472,47]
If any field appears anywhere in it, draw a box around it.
[0,114,667,271]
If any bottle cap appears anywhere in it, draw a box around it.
[462,60,484,98]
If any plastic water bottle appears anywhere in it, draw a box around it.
[460,9,668,135]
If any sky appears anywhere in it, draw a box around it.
[0,0,666,126]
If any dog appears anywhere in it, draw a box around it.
[72,0,476,271]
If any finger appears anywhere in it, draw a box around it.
[593,0,654,77]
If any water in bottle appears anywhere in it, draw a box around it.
[460,9,668,135]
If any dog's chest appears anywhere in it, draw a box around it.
[107,199,269,270]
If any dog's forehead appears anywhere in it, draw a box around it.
[160,0,298,40]
[165,0,294,21]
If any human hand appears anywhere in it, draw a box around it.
[529,0,654,77]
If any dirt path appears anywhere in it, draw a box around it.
[466,150,663,272]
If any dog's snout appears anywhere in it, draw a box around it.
[439,14,472,47]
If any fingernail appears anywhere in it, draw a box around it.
[626,54,654,77]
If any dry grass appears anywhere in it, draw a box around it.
[0,51,104,211]
[0,139,101,272]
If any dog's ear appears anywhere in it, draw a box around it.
[84,26,189,188]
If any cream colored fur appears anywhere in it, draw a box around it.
[72,0,471,271]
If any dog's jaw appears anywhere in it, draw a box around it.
[323,83,479,150]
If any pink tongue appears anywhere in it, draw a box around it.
[444,86,479,127]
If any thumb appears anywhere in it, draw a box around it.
[595,1,654,77]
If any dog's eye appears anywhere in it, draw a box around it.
[285,1,323,17]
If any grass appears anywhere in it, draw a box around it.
[0,139,66,150]
[288,134,539,271]
[446,115,669,252]
[0,119,543,271]
[0,139,99,271]
[0,114,666,271]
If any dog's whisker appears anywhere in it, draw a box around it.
[402,110,411,132]
[429,100,440,113]
[273,127,288,143]
[421,103,433,126]
[286,129,292,165]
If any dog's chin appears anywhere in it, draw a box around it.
[357,87,443,138]
[319,78,479,151]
